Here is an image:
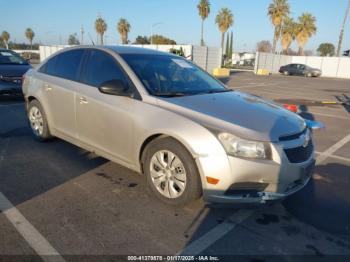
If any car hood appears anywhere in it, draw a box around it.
[0,64,32,77]
[156,91,306,142]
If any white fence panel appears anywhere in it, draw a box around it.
[39,45,71,61]
[207,47,222,73]
[292,56,307,65]
[320,57,340,77]
[304,56,323,70]
[337,57,350,78]
[255,52,350,79]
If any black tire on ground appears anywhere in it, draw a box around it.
[142,137,202,206]
[27,99,53,141]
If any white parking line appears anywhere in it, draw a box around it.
[0,192,66,262]
[315,151,350,163]
[176,209,254,255]
[311,112,350,120]
[316,134,350,164]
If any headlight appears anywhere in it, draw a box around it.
[217,132,271,159]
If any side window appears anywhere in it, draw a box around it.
[82,50,126,87]
[39,56,57,75]
[54,50,85,81]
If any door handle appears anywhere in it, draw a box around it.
[79,97,88,104]
[43,83,52,91]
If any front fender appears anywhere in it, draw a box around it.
[132,105,229,177]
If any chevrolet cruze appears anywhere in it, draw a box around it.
[22,46,315,205]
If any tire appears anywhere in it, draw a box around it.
[306,72,312,77]
[27,99,53,141]
[283,71,289,76]
[142,137,202,206]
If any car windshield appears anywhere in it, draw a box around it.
[0,50,28,65]
[121,53,229,97]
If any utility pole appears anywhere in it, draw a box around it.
[337,0,350,56]
[80,25,84,45]
[150,22,163,45]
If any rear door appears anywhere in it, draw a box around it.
[75,49,135,164]
[39,49,85,139]
[288,64,297,74]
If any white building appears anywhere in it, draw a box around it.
[232,52,255,66]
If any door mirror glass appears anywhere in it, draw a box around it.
[98,80,129,96]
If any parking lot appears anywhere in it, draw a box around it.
[0,72,350,261]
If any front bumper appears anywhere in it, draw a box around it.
[0,84,23,96]
[196,136,315,204]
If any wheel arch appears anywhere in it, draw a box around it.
[138,132,198,174]
[26,95,38,110]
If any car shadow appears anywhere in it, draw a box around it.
[335,94,350,113]
[283,162,350,237]
[298,105,315,121]
[0,104,107,207]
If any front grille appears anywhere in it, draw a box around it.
[284,141,313,163]
[0,76,22,84]
[279,128,307,141]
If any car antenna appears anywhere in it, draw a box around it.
[88,32,95,45]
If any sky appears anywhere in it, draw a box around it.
[1,0,349,53]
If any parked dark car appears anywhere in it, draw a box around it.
[0,49,32,96]
[279,63,322,77]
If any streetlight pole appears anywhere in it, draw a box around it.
[150,22,163,45]
[80,25,84,45]
[337,0,350,56]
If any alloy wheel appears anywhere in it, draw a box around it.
[28,106,44,136]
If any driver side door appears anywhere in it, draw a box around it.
[75,49,135,165]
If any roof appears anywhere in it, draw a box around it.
[104,45,176,56]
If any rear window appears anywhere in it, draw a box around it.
[39,56,57,75]
[0,50,28,65]
[39,49,84,81]
[54,50,84,81]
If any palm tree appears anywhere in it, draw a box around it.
[117,18,131,44]
[25,28,35,49]
[267,0,290,53]
[295,13,317,55]
[281,17,296,54]
[1,31,10,49]
[336,0,350,56]
[95,16,107,45]
[215,8,233,54]
[197,0,210,46]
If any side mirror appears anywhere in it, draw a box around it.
[98,80,129,96]
[305,120,325,131]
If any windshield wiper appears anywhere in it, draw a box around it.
[202,89,233,94]
[153,92,187,97]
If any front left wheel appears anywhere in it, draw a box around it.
[142,137,202,206]
[27,99,53,141]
